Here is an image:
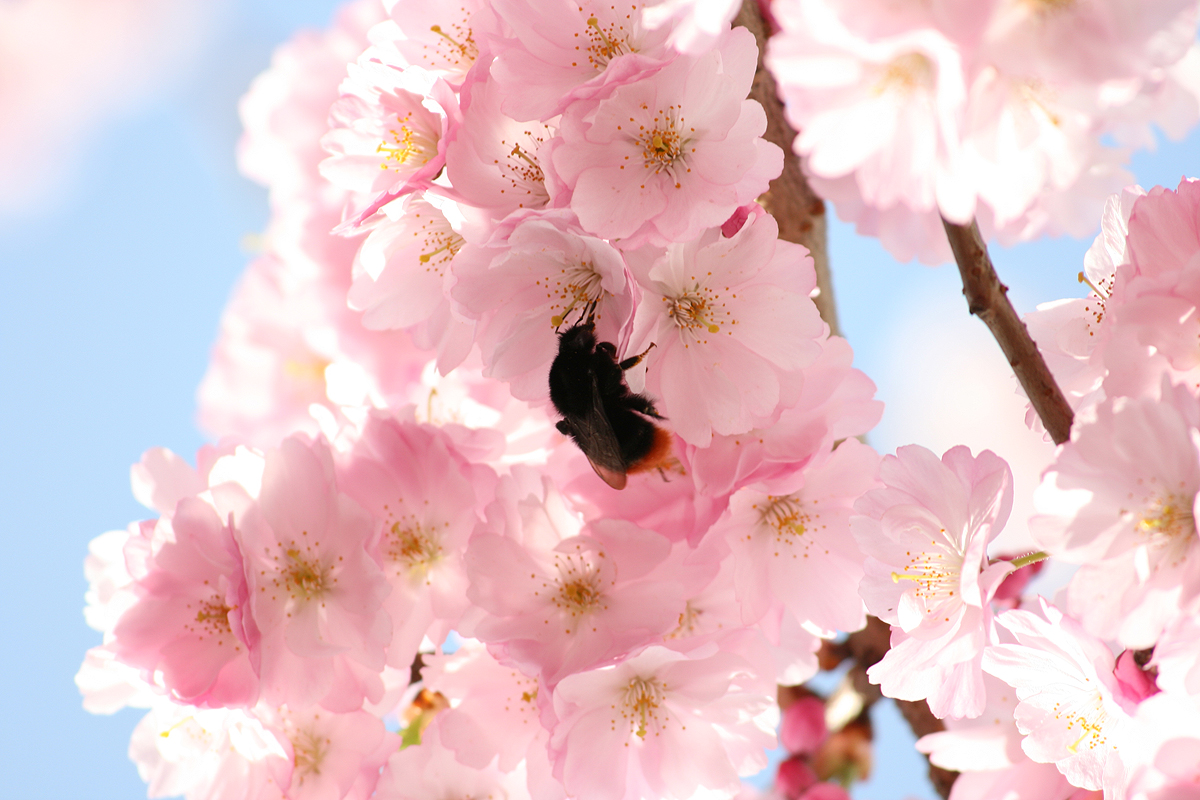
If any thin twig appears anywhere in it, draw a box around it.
[941,218,1075,445]
[734,0,839,337]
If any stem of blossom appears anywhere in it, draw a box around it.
[1007,550,1050,570]
[734,0,840,337]
[942,217,1075,445]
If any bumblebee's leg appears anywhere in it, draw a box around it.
[619,342,656,371]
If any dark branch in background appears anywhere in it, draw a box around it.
[941,218,1076,445]
[735,0,840,338]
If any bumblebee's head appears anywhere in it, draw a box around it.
[557,320,598,353]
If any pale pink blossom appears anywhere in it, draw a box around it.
[346,196,476,373]
[237,1,382,210]
[451,212,635,400]
[337,412,497,670]
[112,497,258,708]
[852,444,1016,719]
[979,0,1200,86]
[640,0,741,55]
[129,701,289,800]
[320,60,460,227]
[465,505,685,685]
[258,704,397,800]
[551,27,782,246]
[1151,598,1200,698]
[422,641,564,800]
[197,255,430,448]
[374,722,533,800]
[687,333,882,498]
[1125,692,1200,800]
[983,599,1140,795]
[624,212,823,446]
[443,73,556,225]
[1031,381,1200,649]
[716,438,877,636]
[769,0,974,224]
[220,436,393,711]
[372,0,492,84]
[548,645,777,800]
[487,0,676,122]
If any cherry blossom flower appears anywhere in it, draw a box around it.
[259,704,398,800]
[451,212,635,400]
[346,195,476,372]
[979,0,1200,86]
[374,721,533,800]
[462,469,685,685]
[337,412,497,670]
[624,212,824,446]
[640,0,741,55]
[916,670,1077,800]
[548,645,777,800]
[1032,380,1200,649]
[128,701,288,800]
[687,333,882,498]
[551,27,782,246]
[422,640,564,800]
[852,444,1016,719]
[443,72,557,226]
[221,436,393,711]
[716,437,877,636]
[112,497,259,708]
[768,0,974,225]
[983,599,1140,795]
[487,0,676,122]
[321,60,460,227]
[372,0,491,84]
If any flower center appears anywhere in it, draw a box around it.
[584,15,633,70]
[543,260,607,328]
[377,113,438,171]
[1078,270,1114,332]
[1054,689,1114,755]
[414,208,464,274]
[664,283,731,345]
[549,548,609,632]
[890,530,963,619]
[620,676,667,739]
[384,518,444,578]
[191,598,235,639]
[290,725,329,785]
[1137,493,1196,564]
[875,52,934,95]
[634,105,693,184]
[280,546,331,602]
[501,139,548,203]
[428,22,479,69]
[1024,0,1075,14]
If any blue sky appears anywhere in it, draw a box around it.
[2,3,1198,798]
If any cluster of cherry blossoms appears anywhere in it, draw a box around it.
[769,0,1200,264]
[76,1,1200,799]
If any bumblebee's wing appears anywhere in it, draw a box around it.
[561,374,627,490]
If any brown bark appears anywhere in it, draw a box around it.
[941,218,1075,445]
[735,0,840,337]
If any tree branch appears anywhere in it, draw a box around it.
[941,217,1075,445]
[735,0,839,337]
